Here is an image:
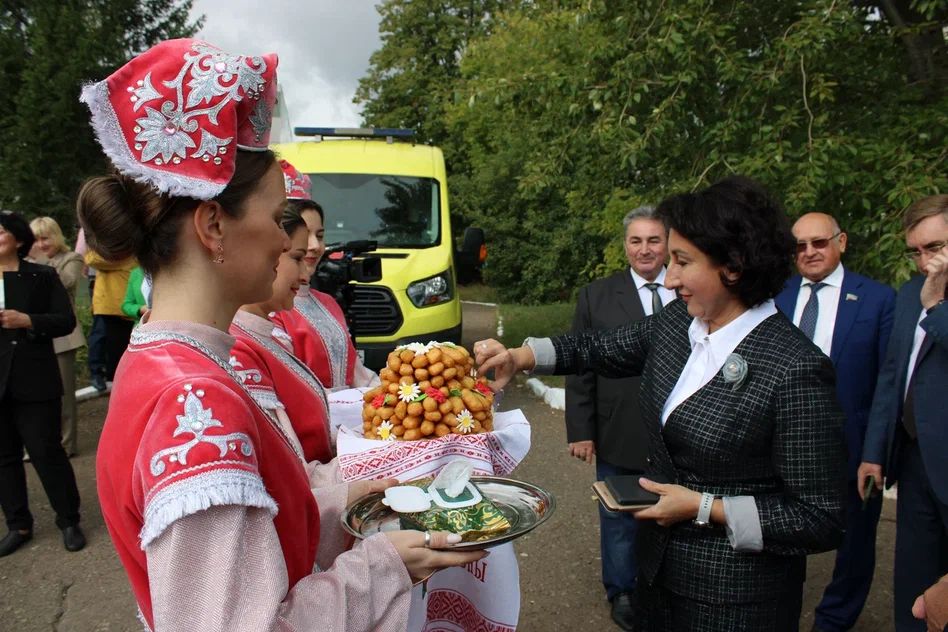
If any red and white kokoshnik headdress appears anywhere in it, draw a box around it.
[280,160,312,200]
[80,38,279,200]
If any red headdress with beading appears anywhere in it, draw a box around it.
[280,160,312,200]
[80,38,278,200]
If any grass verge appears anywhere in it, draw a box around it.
[498,303,572,388]
[458,283,499,304]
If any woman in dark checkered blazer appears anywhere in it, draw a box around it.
[477,176,847,631]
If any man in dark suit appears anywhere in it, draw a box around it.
[776,212,895,632]
[860,195,948,631]
[566,205,675,631]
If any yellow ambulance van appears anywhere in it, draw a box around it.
[273,128,484,370]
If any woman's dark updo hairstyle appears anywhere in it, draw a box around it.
[281,203,306,237]
[287,198,324,223]
[0,211,36,259]
[655,175,795,307]
[76,149,277,275]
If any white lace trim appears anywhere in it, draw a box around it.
[80,81,225,200]
[140,469,276,548]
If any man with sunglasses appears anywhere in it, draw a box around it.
[860,194,948,631]
[776,212,896,632]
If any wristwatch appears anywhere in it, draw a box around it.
[694,492,715,528]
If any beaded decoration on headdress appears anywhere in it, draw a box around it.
[80,38,278,200]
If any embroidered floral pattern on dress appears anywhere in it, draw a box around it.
[128,328,305,461]
[149,388,253,476]
[229,355,263,384]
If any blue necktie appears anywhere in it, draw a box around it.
[799,282,826,340]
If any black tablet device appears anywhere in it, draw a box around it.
[604,474,671,507]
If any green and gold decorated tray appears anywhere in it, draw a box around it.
[342,476,556,550]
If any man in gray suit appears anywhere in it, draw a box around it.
[565,206,675,631]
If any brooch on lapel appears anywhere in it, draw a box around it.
[846,293,859,301]
[722,353,749,391]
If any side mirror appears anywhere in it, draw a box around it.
[456,227,486,285]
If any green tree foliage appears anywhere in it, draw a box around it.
[0,0,201,237]
[358,0,946,303]
[355,0,512,148]
[355,0,519,236]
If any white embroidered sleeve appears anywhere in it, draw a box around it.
[146,505,412,632]
[136,381,277,548]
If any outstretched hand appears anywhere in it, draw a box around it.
[473,338,535,391]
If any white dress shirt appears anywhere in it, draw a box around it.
[791,264,844,357]
[904,310,928,399]
[661,300,778,425]
[630,267,677,316]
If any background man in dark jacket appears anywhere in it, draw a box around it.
[860,194,948,631]
[776,212,895,632]
[565,205,675,631]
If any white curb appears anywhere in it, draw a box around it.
[524,377,565,411]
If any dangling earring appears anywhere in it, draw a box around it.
[213,242,224,264]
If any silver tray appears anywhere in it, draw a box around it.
[341,476,556,550]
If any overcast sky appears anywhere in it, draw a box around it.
[194,0,382,131]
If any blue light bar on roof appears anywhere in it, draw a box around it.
[294,127,415,138]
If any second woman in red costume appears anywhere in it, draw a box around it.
[79,38,484,632]
[271,161,381,390]
[229,205,335,465]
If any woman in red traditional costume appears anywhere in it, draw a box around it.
[271,161,381,390]
[230,205,336,464]
[78,39,485,631]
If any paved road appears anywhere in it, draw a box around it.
[0,303,897,630]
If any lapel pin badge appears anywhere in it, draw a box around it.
[846,293,858,301]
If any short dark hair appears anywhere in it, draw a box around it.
[288,198,324,223]
[0,210,35,259]
[656,176,795,307]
